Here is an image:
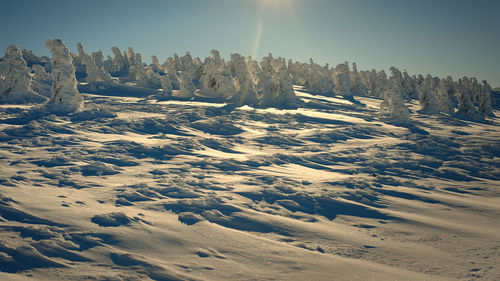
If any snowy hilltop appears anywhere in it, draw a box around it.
[0,39,499,281]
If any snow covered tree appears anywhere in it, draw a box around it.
[417,82,438,114]
[373,70,388,98]
[91,51,105,69]
[360,69,379,97]
[125,51,158,88]
[127,47,135,67]
[151,55,162,73]
[380,78,411,124]
[455,89,479,120]
[103,55,120,75]
[174,71,196,99]
[389,67,410,100]
[30,64,52,97]
[163,58,180,89]
[77,43,112,84]
[402,71,418,99]
[350,62,367,96]
[173,53,182,71]
[111,46,128,72]
[470,78,481,105]
[260,53,274,74]
[304,59,334,95]
[435,80,454,114]
[160,74,173,95]
[333,62,352,96]
[229,53,258,106]
[145,68,161,88]
[199,50,235,100]
[259,58,299,108]
[45,39,84,113]
[0,45,46,104]
[133,53,148,87]
[181,52,196,75]
[21,49,43,67]
[247,56,268,94]
[478,80,493,118]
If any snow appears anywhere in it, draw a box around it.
[0,45,46,104]
[76,43,112,84]
[1,44,500,281]
[44,39,84,114]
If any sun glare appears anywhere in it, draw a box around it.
[257,0,295,13]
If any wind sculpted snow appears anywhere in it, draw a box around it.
[0,45,500,280]
[0,85,499,280]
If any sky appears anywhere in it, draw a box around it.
[1,0,499,87]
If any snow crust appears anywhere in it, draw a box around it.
[1,39,499,281]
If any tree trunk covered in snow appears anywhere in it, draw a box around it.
[45,39,84,113]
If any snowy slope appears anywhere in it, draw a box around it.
[0,85,499,280]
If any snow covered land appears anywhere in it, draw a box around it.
[0,40,499,280]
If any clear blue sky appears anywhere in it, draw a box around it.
[1,0,499,86]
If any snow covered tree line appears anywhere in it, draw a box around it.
[0,40,494,121]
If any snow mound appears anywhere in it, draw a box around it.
[79,161,120,176]
[70,107,117,122]
[91,212,132,227]
[190,118,244,135]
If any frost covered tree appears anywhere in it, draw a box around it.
[174,71,196,99]
[470,78,481,105]
[21,49,42,67]
[77,43,112,84]
[103,55,120,75]
[455,89,479,120]
[91,51,105,68]
[71,52,85,78]
[160,74,173,95]
[229,53,258,106]
[247,56,268,94]
[260,53,274,74]
[145,68,161,88]
[111,46,128,72]
[304,59,334,95]
[435,80,454,114]
[260,72,299,108]
[0,45,46,103]
[402,71,418,99]
[30,64,52,97]
[199,50,235,100]
[389,67,411,100]
[181,52,196,75]
[133,53,148,87]
[162,58,180,89]
[151,55,162,73]
[45,39,84,113]
[359,69,381,97]
[286,60,305,85]
[417,81,438,114]
[478,80,493,118]
[333,62,352,96]
[173,53,182,71]
[259,58,299,108]
[372,70,389,98]
[126,52,159,88]
[350,63,367,96]
[127,47,136,67]
[380,78,411,124]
